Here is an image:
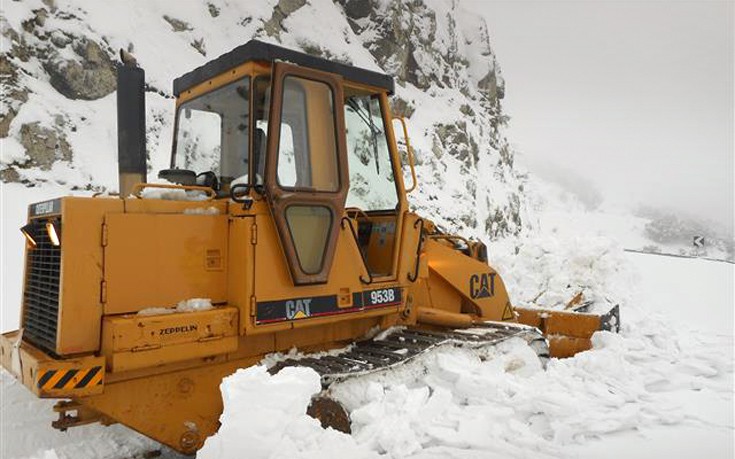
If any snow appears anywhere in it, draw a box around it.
[138,187,210,201]
[626,252,733,335]
[176,298,214,312]
[190,247,733,459]
[197,249,731,459]
[197,366,376,459]
[137,298,214,316]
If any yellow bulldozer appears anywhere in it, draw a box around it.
[0,40,619,454]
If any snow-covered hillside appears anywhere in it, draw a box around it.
[1,0,523,238]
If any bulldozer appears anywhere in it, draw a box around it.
[0,40,619,454]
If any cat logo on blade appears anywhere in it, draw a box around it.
[469,272,496,299]
[286,299,312,319]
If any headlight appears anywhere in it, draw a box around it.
[46,220,61,246]
[20,223,37,248]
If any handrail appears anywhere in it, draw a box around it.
[131,183,217,200]
[393,116,418,193]
[340,217,373,285]
[407,218,424,282]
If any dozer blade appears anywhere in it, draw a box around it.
[270,322,549,432]
[514,304,620,358]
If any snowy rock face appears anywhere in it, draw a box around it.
[1,0,525,238]
[337,0,522,238]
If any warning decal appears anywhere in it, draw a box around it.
[502,303,514,321]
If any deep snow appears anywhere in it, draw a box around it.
[2,245,731,458]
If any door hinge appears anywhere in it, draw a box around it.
[101,223,108,247]
[100,280,107,304]
[250,295,256,316]
[250,223,257,245]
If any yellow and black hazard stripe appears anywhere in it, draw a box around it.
[36,366,103,391]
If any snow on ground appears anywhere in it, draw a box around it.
[197,366,377,459]
[0,370,164,459]
[196,246,733,459]
[203,247,733,459]
[569,252,734,458]
[3,246,729,458]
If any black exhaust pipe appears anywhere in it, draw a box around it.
[116,50,147,197]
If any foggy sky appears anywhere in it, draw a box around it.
[464,0,734,232]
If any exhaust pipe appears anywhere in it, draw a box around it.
[116,50,147,197]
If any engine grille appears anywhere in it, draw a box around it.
[22,218,61,354]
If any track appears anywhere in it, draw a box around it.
[270,322,550,387]
[269,322,549,432]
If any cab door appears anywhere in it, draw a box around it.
[264,62,349,285]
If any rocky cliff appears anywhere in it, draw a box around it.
[0,0,526,240]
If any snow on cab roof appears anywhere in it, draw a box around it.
[173,39,395,96]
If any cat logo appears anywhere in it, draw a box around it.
[286,298,312,320]
[469,272,496,299]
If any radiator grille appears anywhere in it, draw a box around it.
[22,218,61,354]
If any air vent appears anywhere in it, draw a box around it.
[21,218,61,355]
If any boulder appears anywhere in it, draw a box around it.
[43,39,116,100]
[19,122,72,170]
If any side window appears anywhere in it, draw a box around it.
[277,77,339,192]
[175,110,222,174]
[173,77,249,186]
[344,95,398,210]
[276,124,296,186]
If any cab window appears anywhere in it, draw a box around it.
[344,95,398,210]
[173,77,250,188]
[276,76,340,192]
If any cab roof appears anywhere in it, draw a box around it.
[173,39,395,97]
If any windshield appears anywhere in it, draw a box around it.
[173,77,250,188]
[344,94,398,210]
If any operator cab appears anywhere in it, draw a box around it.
[167,40,410,284]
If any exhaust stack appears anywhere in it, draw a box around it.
[116,50,147,197]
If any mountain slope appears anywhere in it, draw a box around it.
[1,0,524,238]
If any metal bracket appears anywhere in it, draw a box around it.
[52,400,112,431]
